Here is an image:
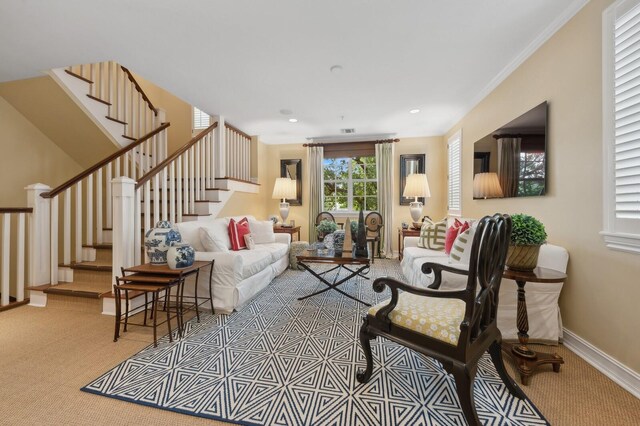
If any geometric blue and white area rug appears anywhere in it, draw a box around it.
[82,260,548,425]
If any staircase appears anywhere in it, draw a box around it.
[1,61,258,314]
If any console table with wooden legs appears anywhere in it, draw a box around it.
[501,266,567,385]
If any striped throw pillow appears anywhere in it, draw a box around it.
[449,226,476,264]
[417,218,447,250]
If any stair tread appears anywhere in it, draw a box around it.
[44,281,113,299]
[82,243,112,249]
[205,187,230,191]
[68,261,112,271]
[64,69,93,84]
[106,115,127,125]
[182,213,212,217]
[216,177,260,186]
[86,94,111,106]
[122,134,137,141]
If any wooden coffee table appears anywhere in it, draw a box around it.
[296,249,371,306]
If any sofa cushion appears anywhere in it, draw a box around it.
[244,234,256,250]
[369,292,465,346]
[254,242,289,263]
[417,218,446,250]
[449,226,475,264]
[199,220,231,253]
[229,218,251,250]
[174,221,205,252]
[234,249,273,279]
[249,219,276,244]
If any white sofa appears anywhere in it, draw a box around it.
[401,234,569,344]
[175,216,290,314]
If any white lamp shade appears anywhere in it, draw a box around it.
[473,172,504,198]
[272,177,297,200]
[403,173,431,198]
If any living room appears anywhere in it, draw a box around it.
[1,0,639,425]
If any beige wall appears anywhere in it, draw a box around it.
[0,96,83,205]
[445,0,640,372]
[131,73,193,153]
[261,137,447,251]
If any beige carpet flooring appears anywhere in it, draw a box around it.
[1,301,638,425]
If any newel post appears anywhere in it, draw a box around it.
[112,177,136,288]
[25,183,51,285]
[213,115,226,178]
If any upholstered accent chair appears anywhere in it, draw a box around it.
[364,211,383,262]
[356,214,526,426]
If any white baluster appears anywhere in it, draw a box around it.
[189,147,196,213]
[106,162,112,228]
[86,174,93,246]
[183,153,189,214]
[123,79,128,136]
[201,138,206,199]
[75,182,82,262]
[152,133,158,168]
[50,196,58,284]
[132,143,137,179]
[161,168,168,221]
[1,213,10,305]
[90,63,96,97]
[64,188,71,265]
[134,187,141,265]
[144,181,151,263]
[177,158,183,223]
[96,168,103,244]
[153,174,160,225]
[123,152,129,177]
[16,212,25,302]
[195,142,201,203]
[205,134,211,189]
[170,162,176,224]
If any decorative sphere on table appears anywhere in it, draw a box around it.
[144,221,182,265]
[167,243,195,269]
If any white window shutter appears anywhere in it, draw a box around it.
[193,107,210,129]
[448,131,462,216]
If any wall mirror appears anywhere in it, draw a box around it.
[473,101,548,199]
[399,154,425,205]
[280,159,302,206]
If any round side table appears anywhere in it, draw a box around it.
[501,266,567,385]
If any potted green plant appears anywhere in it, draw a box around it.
[506,213,548,271]
[316,219,338,241]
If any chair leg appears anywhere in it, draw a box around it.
[488,341,526,399]
[452,365,480,426]
[356,322,374,383]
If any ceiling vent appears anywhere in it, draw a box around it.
[340,128,356,134]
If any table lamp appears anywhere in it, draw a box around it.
[403,173,431,222]
[272,177,297,224]
[473,172,503,199]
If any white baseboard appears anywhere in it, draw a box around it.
[563,328,639,399]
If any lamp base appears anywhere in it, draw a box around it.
[279,202,290,224]
[409,201,423,223]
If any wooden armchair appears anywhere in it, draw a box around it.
[356,214,525,426]
[364,211,383,262]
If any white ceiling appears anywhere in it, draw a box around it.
[0,0,586,144]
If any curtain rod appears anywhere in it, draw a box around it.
[303,138,400,147]
[492,133,544,139]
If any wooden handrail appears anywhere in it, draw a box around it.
[120,66,157,116]
[0,207,33,213]
[136,122,218,189]
[224,122,251,140]
[41,123,171,199]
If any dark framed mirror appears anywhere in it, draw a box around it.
[473,101,548,199]
[280,159,302,206]
[399,154,425,205]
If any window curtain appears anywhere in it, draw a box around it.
[375,142,394,258]
[307,146,324,242]
[497,137,521,197]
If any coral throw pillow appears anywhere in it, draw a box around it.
[444,219,470,255]
[229,217,250,251]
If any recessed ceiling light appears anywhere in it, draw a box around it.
[330,65,343,74]
[280,109,292,115]
[409,109,420,114]
[289,118,298,123]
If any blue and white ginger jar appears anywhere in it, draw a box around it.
[144,221,182,265]
[167,243,195,270]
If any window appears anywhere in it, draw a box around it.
[323,156,377,212]
[193,107,210,129]
[518,151,545,196]
[448,130,462,216]
[602,0,640,253]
